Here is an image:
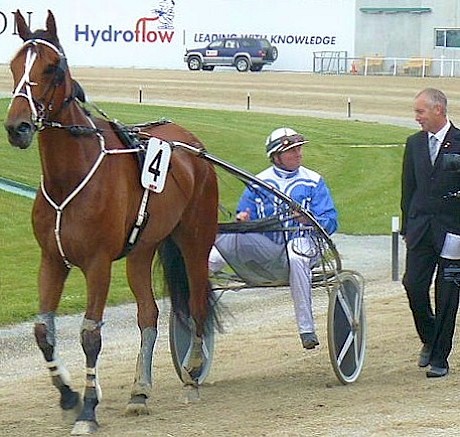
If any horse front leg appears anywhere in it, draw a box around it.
[34,257,82,421]
[35,312,82,418]
[71,264,110,435]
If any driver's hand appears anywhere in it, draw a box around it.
[293,211,312,225]
[236,209,250,221]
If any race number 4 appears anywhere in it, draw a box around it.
[141,137,172,193]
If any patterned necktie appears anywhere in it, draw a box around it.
[429,135,438,165]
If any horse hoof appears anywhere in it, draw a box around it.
[180,384,200,404]
[181,366,201,386]
[71,420,99,435]
[125,395,150,416]
[61,395,83,424]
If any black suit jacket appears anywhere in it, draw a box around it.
[401,123,460,250]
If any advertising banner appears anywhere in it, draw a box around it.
[0,0,355,71]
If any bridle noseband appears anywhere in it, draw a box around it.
[10,38,69,129]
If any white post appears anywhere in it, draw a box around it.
[392,216,400,281]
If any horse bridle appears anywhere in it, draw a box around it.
[10,38,69,129]
[10,38,156,269]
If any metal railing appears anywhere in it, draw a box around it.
[313,54,460,77]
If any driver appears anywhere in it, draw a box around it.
[209,127,338,349]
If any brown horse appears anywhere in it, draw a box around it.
[4,9,219,435]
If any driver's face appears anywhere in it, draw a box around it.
[274,145,303,171]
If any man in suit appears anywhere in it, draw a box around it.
[401,88,460,377]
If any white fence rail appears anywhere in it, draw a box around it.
[313,53,460,77]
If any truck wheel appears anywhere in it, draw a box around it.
[187,56,202,71]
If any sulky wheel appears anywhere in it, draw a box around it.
[327,271,366,384]
[169,311,215,385]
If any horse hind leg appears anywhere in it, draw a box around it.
[178,318,210,403]
[34,312,82,422]
[183,245,218,387]
[159,236,216,401]
[179,319,207,384]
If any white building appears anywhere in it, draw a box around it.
[354,1,460,76]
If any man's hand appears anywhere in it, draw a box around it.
[293,211,312,225]
[236,209,250,221]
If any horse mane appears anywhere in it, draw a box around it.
[72,79,86,103]
[32,33,87,103]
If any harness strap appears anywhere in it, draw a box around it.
[115,188,151,260]
[12,38,158,268]
[40,113,143,268]
[11,39,67,127]
[129,189,150,245]
[11,48,39,122]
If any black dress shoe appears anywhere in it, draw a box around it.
[418,344,431,368]
[426,365,449,378]
[300,332,319,350]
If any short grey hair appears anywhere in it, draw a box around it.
[416,88,447,115]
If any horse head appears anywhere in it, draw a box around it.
[4,10,72,149]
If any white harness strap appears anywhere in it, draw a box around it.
[10,47,38,121]
[39,114,146,268]
[128,188,150,245]
[10,39,65,127]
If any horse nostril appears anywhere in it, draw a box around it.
[5,121,35,149]
[16,122,33,134]
[5,121,33,137]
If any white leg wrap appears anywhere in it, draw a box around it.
[86,366,102,401]
[36,313,72,387]
[131,327,157,397]
[36,312,56,346]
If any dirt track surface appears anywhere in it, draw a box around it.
[3,66,460,126]
[1,69,460,436]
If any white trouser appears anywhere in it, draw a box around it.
[209,233,319,334]
[286,237,319,334]
[208,245,228,273]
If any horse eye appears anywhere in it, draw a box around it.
[44,64,58,75]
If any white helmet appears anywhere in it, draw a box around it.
[265,127,308,157]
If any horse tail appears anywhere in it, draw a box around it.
[157,236,223,334]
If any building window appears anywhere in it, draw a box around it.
[435,29,460,48]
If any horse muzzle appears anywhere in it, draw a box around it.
[4,121,36,149]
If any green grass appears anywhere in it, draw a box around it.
[0,98,415,325]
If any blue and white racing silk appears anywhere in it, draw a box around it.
[237,165,338,244]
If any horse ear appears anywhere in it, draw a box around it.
[46,10,58,39]
[15,10,31,41]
